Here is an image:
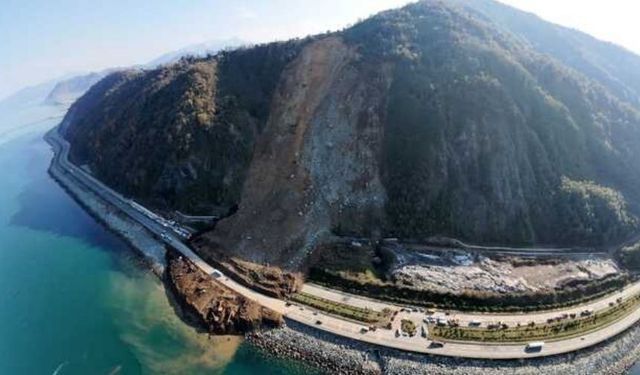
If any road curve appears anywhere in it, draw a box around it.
[46,126,640,360]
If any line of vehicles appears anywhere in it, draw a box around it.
[126,199,192,240]
[418,309,545,352]
[53,131,194,244]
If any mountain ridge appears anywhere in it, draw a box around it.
[61,0,640,268]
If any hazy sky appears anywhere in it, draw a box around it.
[1,0,640,100]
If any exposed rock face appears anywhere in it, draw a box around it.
[209,37,391,267]
[63,0,640,269]
[166,251,282,334]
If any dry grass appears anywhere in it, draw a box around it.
[291,292,391,325]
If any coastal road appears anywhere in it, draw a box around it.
[46,126,640,360]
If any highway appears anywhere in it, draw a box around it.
[45,126,640,360]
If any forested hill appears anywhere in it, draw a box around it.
[62,0,640,268]
[453,0,640,107]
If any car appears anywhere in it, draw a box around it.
[360,327,369,334]
[315,320,322,325]
[525,342,545,352]
[429,341,444,349]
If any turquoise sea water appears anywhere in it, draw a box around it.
[0,108,313,374]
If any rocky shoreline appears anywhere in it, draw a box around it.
[47,136,640,374]
[248,317,640,374]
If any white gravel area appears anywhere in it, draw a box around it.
[391,248,620,295]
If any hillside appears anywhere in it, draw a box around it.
[62,41,307,215]
[62,0,640,269]
[44,72,108,106]
[453,0,640,107]
[147,38,246,67]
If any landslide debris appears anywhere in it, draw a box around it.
[165,250,283,335]
[191,237,303,299]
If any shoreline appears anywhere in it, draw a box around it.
[45,133,640,374]
[248,317,640,374]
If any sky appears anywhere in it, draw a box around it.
[1,0,640,100]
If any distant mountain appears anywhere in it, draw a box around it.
[0,76,68,141]
[147,38,247,67]
[0,80,58,113]
[62,0,640,268]
[44,71,110,105]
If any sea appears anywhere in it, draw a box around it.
[0,103,313,374]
